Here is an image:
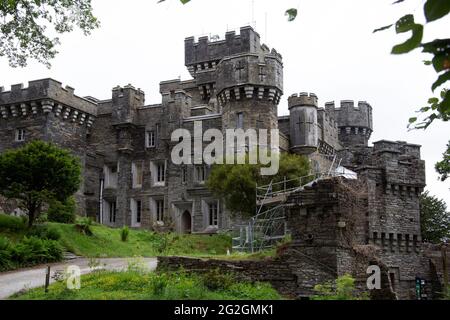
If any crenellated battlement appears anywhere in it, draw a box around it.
[185,26,282,77]
[324,99,373,147]
[288,92,318,109]
[324,100,372,112]
[0,78,98,116]
[0,79,97,128]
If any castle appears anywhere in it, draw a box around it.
[1,26,447,299]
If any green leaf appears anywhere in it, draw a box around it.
[424,0,450,23]
[395,14,415,33]
[409,117,417,123]
[432,55,450,73]
[428,97,439,104]
[373,24,393,33]
[392,26,423,54]
[285,8,298,22]
[391,15,423,54]
[432,71,450,91]
[423,60,432,65]
[180,0,191,4]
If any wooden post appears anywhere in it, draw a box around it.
[45,266,51,293]
[442,244,448,295]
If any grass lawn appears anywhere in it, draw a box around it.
[1,213,232,259]
[11,270,283,300]
[53,223,232,258]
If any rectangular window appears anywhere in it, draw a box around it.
[156,200,164,222]
[157,163,165,183]
[131,199,141,227]
[209,202,219,227]
[109,201,117,223]
[104,164,118,188]
[146,131,155,148]
[236,112,244,129]
[15,128,25,142]
[151,161,166,186]
[132,161,143,188]
[136,200,142,224]
[195,165,207,183]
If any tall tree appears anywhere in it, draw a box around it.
[0,141,82,228]
[0,0,99,67]
[206,153,310,218]
[420,191,450,244]
[435,140,450,182]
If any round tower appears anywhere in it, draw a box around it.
[288,92,319,155]
[325,100,373,148]
[216,52,283,134]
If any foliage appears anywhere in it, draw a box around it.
[202,268,235,291]
[312,274,369,300]
[435,141,450,182]
[120,226,130,242]
[11,269,282,300]
[0,236,63,272]
[26,224,61,241]
[373,0,450,130]
[207,152,310,218]
[0,213,26,232]
[75,217,93,236]
[0,141,82,228]
[420,191,450,243]
[0,236,13,271]
[47,197,77,224]
[0,0,99,67]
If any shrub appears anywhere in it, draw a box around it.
[27,224,61,241]
[121,226,129,242]
[312,274,369,300]
[0,213,26,232]
[0,236,14,271]
[202,268,235,291]
[151,274,168,295]
[10,236,63,266]
[47,197,77,224]
[75,217,93,236]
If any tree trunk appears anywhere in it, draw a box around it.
[27,204,36,229]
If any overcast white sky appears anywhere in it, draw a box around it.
[0,0,449,204]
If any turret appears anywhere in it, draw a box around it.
[325,100,373,148]
[111,84,145,124]
[288,93,319,155]
[184,26,283,134]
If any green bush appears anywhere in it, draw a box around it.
[121,226,129,242]
[0,236,14,271]
[0,214,26,232]
[312,274,369,300]
[75,217,93,236]
[47,197,76,224]
[27,224,61,241]
[10,236,63,266]
[202,268,235,291]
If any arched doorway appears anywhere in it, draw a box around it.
[181,210,192,234]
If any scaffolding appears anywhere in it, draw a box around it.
[232,155,345,253]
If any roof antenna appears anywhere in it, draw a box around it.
[251,0,255,28]
[265,12,268,44]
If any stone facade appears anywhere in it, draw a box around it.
[0,26,445,299]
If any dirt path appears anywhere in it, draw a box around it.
[0,257,158,300]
